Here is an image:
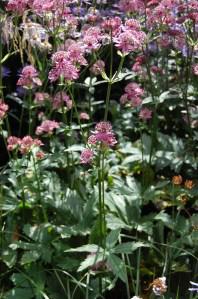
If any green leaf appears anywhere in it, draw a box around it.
[78,252,105,272]
[11,273,30,288]
[20,251,41,265]
[107,254,127,283]
[65,244,103,253]
[1,51,19,63]
[154,211,173,229]
[113,241,149,254]
[106,229,120,249]
[2,249,17,268]
[5,288,34,299]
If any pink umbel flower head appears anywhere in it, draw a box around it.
[121,82,144,107]
[7,136,21,151]
[36,151,45,160]
[36,120,60,135]
[90,60,105,76]
[48,51,79,82]
[114,29,146,55]
[80,148,94,164]
[192,64,198,75]
[20,136,43,154]
[34,92,50,105]
[88,121,117,147]
[7,135,43,154]
[6,0,29,14]
[17,65,42,89]
[124,82,144,98]
[139,107,152,120]
[118,0,144,14]
[80,112,90,120]
[0,100,9,120]
[52,92,72,110]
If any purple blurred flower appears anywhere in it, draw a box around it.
[16,86,27,97]
[2,66,11,78]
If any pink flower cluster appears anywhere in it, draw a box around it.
[0,100,9,120]
[88,121,117,148]
[90,60,105,76]
[52,92,72,110]
[82,27,103,53]
[17,65,42,89]
[80,121,117,164]
[80,112,90,120]
[118,0,144,14]
[80,148,94,164]
[120,82,144,107]
[7,135,43,154]
[6,0,73,15]
[120,82,152,120]
[139,107,152,120]
[113,19,146,55]
[34,92,51,105]
[35,120,60,135]
[6,0,29,14]
[48,51,79,82]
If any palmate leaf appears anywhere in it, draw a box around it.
[107,254,127,283]
[65,244,103,253]
[20,250,41,265]
[5,288,34,299]
[113,241,150,255]
[106,229,121,249]
[78,252,105,272]
[2,249,17,268]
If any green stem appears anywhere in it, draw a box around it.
[98,164,103,247]
[104,82,112,121]
[144,47,158,165]
[182,46,194,138]
[32,154,48,222]
[101,152,106,247]
[28,90,32,135]
[67,85,86,144]
[119,236,131,299]
[135,248,141,296]
[104,31,113,121]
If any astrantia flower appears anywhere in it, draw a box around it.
[20,136,43,154]
[90,60,105,76]
[48,51,79,82]
[66,42,87,66]
[6,0,29,14]
[80,112,90,120]
[114,29,146,55]
[80,148,94,164]
[0,100,9,120]
[192,64,198,75]
[152,277,167,296]
[52,92,72,110]
[7,135,43,154]
[36,120,60,135]
[7,136,21,151]
[125,82,144,98]
[118,0,144,14]
[34,92,50,105]
[88,121,117,147]
[189,281,198,292]
[139,108,152,120]
[17,65,42,89]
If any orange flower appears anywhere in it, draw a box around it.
[184,180,194,189]
[172,175,182,185]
